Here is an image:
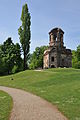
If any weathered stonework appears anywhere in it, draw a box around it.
[43,28,72,68]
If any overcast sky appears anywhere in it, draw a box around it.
[0,0,80,53]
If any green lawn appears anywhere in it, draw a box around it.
[0,91,12,120]
[0,68,80,120]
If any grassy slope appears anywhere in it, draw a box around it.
[0,91,12,120]
[0,68,80,120]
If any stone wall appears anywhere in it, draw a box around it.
[43,54,49,68]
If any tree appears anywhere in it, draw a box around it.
[29,46,48,69]
[77,45,80,61]
[72,45,80,69]
[18,3,31,70]
[0,47,5,75]
[72,50,77,68]
[0,37,22,74]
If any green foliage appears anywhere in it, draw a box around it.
[12,65,18,74]
[73,61,80,69]
[18,3,31,70]
[72,50,77,68]
[72,45,80,69]
[0,37,22,75]
[0,68,80,120]
[0,55,6,75]
[29,46,48,69]
[77,45,80,61]
[0,90,12,120]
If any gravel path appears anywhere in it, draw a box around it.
[0,86,68,120]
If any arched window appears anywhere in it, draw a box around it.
[54,35,57,41]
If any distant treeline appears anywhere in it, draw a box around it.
[0,38,48,75]
[0,37,80,75]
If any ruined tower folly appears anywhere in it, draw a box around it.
[43,28,72,68]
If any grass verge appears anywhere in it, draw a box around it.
[0,90,12,120]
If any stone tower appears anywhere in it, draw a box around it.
[43,28,72,68]
[49,28,64,48]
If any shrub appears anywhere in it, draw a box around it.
[74,61,80,69]
[12,65,18,74]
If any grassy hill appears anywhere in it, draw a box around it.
[0,91,12,120]
[0,68,80,120]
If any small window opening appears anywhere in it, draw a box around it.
[51,57,54,62]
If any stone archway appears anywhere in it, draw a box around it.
[51,65,55,68]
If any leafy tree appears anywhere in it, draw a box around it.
[0,48,5,75]
[18,3,31,70]
[0,38,14,74]
[29,46,48,69]
[14,43,22,68]
[72,45,80,69]
[0,38,22,74]
[72,50,77,68]
[77,45,80,61]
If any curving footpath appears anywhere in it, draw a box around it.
[0,86,68,120]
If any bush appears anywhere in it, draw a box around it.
[73,61,80,69]
[12,65,18,74]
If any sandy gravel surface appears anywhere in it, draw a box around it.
[0,86,68,120]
